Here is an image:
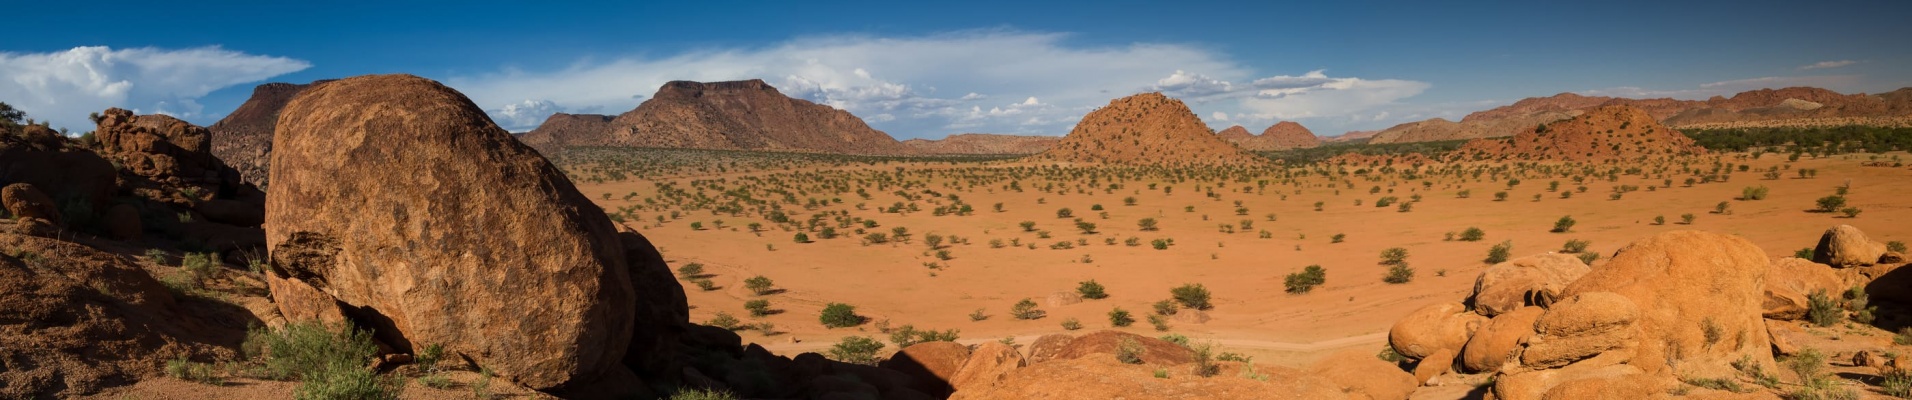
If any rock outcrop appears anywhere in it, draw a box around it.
[900,133,1060,155]
[1449,105,1703,162]
[1814,224,1889,267]
[1470,253,1591,316]
[1309,349,1418,399]
[1490,231,1775,399]
[1367,87,1912,144]
[1034,93,1265,166]
[517,79,916,155]
[1220,121,1321,151]
[209,80,332,187]
[1389,302,1486,359]
[1763,257,1848,320]
[263,74,677,391]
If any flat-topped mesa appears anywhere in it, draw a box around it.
[209,80,334,187]
[519,79,917,155]
[1035,92,1265,166]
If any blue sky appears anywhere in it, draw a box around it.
[4,0,1908,138]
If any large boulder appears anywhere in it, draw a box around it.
[1492,231,1775,399]
[1309,349,1417,399]
[879,341,971,397]
[0,133,117,216]
[1388,302,1487,359]
[1814,225,1888,267]
[1762,257,1848,320]
[263,74,650,391]
[1470,253,1590,316]
[1461,306,1545,372]
[1,183,60,224]
[1025,333,1075,363]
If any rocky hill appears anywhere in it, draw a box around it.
[1370,86,1912,144]
[1450,105,1703,162]
[517,79,915,155]
[208,80,332,187]
[901,133,1059,155]
[1035,93,1264,166]
[517,112,614,150]
[1216,122,1320,151]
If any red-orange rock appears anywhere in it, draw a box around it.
[879,341,971,396]
[949,341,1025,391]
[1034,93,1266,166]
[1309,349,1416,399]
[1046,330,1195,366]
[263,74,644,390]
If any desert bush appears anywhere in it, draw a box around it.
[677,263,705,279]
[1011,298,1045,320]
[1116,338,1145,364]
[888,325,959,348]
[1562,239,1591,253]
[1486,241,1512,264]
[744,275,775,295]
[744,299,772,317]
[166,356,222,385]
[1148,314,1170,331]
[1152,299,1179,316]
[1331,233,1345,243]
[1061,318,1082,330]
[1653,215,1666,225]
[1459,227,1485,241]
[1883,368,1912,398]
[1171,284,1211,310]
[820,303,864,328]
[1551,215,1576,233]
[243,321,402,399]
[1076,221,1098,234]
[1019,221,1036,232]
[1078,280,1109,299]
[1284,265,1326,294]
[182,252,219,281]
[793,232,809,243]
[1815,195,1846,213]
[828,336,885,366]
[1891,241,1908,253]
[1806,290,1841,327]
[669,388,740,400]
[1847,286,1876,324]
[1056,208,1073,218]
[1109,307,1135,327]
[1385,263,1415,284]
[1151,239,1172,250]
[707,312,742,331]
[970,308,988,321]
[1841,207,1863,218]
[1380,247,1408,265]
[1742,185,1769,200]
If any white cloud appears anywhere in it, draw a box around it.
[1211,111,1229,121]
[491,99,562,132]
[446,30,1429,137]
[0,46,309,131]
[1799,60,1857,70]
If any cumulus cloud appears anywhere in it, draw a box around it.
[1799,60,1857,70]
[490,99,562,132]
[0,46,309,131]
[447,30,1429,137]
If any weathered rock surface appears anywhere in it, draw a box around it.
[1309,349,1417,399]
[1762,257,1847,320]
[948,341,1025,391]
[1389,302,1487,359]
[263,74,650,390]
[879,341,971,396]
[1046,330,1196,366]
[1470,253,1591,316]
[1461,306,1545,372]
[0,233,240,398]
[1814,224,1888,267]
[1,183,60,224]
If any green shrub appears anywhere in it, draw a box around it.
[1795,248,1814,259]
[677,263,705,279]
[1152,299,1179,316]
[1459,227,1485,241]
[669,388,740,400]
[166,356,222,385]
[1562,239,1591,253]
[182,252,219,281]
[1170,284,1211,310]
[1380,247,1409,265]
[1108,307,1134,327]
[1384,264,1415,284]
[1885,367,1912,398]
[828,336,885,366]
[1061,318,1082,330]
[1485,241,1512,264]
[1148,314,1171,331]
[888,325,959,348]
[1077,280,1108,299]
[707,312,742,330]
[1551,215,1576,233]
[1576,252,1600,265]
[1806,290,1841,327]
[1011,298,1045,320]
[1150,238,1172,250]
[1815,195,1847,213]
[1284,265,1326,294]
[243,321,401,399]
[1741,185,1769,200]
[744,299,772,317]
[744,275,775,295]
[1890,241,1908,253]
[820,303,863,328]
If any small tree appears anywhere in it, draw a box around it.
[1170,284,1212,310]
[707,312,742,330]
[1011,298,1045,320]
[1137,218,1159,231]
[1384,264,1415,284]
[1056,208,1073,218]
[1485,240,1512,264]
[1152,299,1179,316]
[1380,247,1409,265]
[1078,280,1109,299]
[924,233,945,249]
[1019,221,1037,232]
[1680,213,1697,224]
[1284,265,1326,294]
[744,275,775,295]
[828,336,885,366]
[820,303,863,328]
[1076,221,1098,234]
[1841,207,1864,218]
[744,300,771,317]
[1562,239,1591,253]
[677,263,705,279]
[1331,233,1346,243]
[1109,307,1135,327]
[793,232,810,243]
[1551,215,1576,233]
[1816,195,1847,213]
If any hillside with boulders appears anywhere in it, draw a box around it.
[1449,105,1704,162]
[902,133,1060,155]
[518,79,916,155]
[1034,92,1264,166]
